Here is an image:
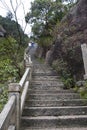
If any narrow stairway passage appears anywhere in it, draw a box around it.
[20,61,87,130]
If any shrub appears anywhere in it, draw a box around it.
[0,84,8,112]
[52,59,75,89]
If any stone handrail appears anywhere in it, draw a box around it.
[19,68,30,88]
[0,51,33,130]
[21,81,29,114]
[0,96,16,130]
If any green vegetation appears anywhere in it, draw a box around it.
[0,84,8,112]
[26,0,76,45]
[52,59,75,89]
[0,15,29,112]
[80,82,87,99]
[73,81,87,99]
[37,57,45,63]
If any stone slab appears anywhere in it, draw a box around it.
[21,115,87,128]
[25,99,87,107]
[23,106,87,116]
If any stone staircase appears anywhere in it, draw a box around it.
[20,62,87,130]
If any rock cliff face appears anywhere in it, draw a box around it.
[51,0,87,79]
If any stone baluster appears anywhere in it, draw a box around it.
[26,55,33,81]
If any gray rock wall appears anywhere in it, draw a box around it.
[50,0,87,79]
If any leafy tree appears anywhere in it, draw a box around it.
[0,37,21,82]
[0,16,27,45]
[26,0,68,56]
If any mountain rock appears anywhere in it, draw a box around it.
[50,0,87,79]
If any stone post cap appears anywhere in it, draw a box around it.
[9,83,21,92]
[26,62,33,67]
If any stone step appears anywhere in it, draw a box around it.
[29,86,63,90]
[33,68,55,73]
[33,72,52,74]
[28,89,76,94]
[31,81,64,87]
[27,93,80,100]
[33,70,52,72]
[32,76,60,81]
[21,127,87,130]
[25,99,87,107]
[34,67,53,71]
[22,106,87,116]
[21,115,87,128]
[32,73,58,76]
[28,89,74,92]
[32,75,59,78]
[33,67,55,71]
[21,62,87,130]
[32,79,60,81]
[31,80,63,84]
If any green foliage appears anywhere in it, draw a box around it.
[80,90,87,99]
[52,59,75,88]
[73,85,79,92]
[0,37,18,59]
[0,84,8,112]
[62,75,75,89]
[26,0,68,47]
[80,81,87,99]
[0,36,24,83]
[37,57,45,63]
[52,59,67,75]
[0,59,18,83]
[0,15,29,112]
[0,15,29,45]
[0,37,18,83]
[26,0,77,59]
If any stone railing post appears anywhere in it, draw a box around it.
[25,55,33,81]
[81,43,87,80]
[9,83,21,130]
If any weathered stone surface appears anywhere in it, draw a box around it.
[21,115,87,128]
[23,106,87,116]
[20,61,87,129]
[45,49,53,65]
[50,0,87,79]
[21,128,87,130]
[28,93,80,100]
[25,99,87,107]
